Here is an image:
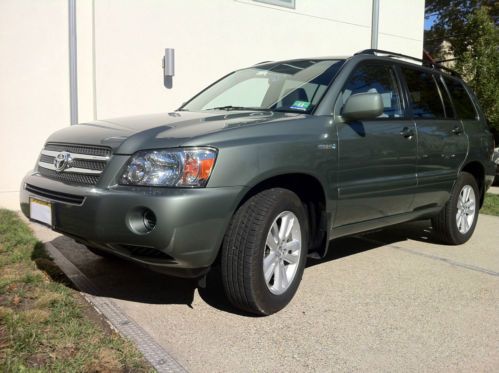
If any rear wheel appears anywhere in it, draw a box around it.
[432,172,480,245]
[221,188,308,315]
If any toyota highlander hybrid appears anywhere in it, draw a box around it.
[21,50,496,315]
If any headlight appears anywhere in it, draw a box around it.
[120,148,217,187]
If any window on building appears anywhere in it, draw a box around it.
[443,77,478,120]
[341,63,404,118]
[254,0,295,9]
[402,68,446,119]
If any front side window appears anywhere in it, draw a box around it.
[444,78,478,120]
[341,63,404,118]
[402,68,446,119]
[181,59,344,114]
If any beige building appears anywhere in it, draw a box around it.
[0,0,425,209]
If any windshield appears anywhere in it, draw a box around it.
[180,59,344,114]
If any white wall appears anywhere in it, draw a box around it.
[378,0,425,54]
[0,0,69,210]
[0,0,425,209]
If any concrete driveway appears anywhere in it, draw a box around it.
[33,215,499,372]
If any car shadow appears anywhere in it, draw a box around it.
[38,219,439,316]
[308,219,439,268]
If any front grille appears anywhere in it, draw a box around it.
[40,154,106,171]
[44,143,111,157]
[26,183,85,205]
[37,142,111,186]
[38,168,100,185]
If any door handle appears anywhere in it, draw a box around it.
[452,126,463,135]
[400,127,414,139]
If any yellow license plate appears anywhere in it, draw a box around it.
[29,198,52,226]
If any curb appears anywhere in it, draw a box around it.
[44,242,188,373]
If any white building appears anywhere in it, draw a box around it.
[0,0,425,209]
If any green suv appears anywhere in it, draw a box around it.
[21,50,496,315]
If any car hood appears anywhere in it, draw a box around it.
[46,111,300,154]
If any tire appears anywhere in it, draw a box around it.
[221,188,308,316]
[431,172,480,245]
[86,246,116,259]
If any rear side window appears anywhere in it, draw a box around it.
[402,67,445,119]
[341,63,403,118]
[435,77,455,118]
[443,78,478,120]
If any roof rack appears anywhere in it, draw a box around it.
[354,49,461,77]
[253,60,273,66]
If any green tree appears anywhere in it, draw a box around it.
[425,0,498,54]
[457,7,499,129]
[425,3,499,130]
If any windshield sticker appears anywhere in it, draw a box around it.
[290,100,311,111]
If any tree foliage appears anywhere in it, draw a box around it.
[425,2,499,130]
[457,7,499,129]
[425,0,498,54]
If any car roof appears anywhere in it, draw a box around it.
[253,49,461,80]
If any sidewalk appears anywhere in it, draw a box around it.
[488,186,499,195]
[29,215,499,372]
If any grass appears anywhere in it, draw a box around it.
[0,209,152,372]
[481,193,499,216]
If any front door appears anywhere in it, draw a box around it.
[334,62,417,226]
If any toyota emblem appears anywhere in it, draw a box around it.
[53,151,72,172]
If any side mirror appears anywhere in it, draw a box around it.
[341,92,384,121]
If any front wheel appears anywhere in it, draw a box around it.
[221,188,308,315]
[432,172,480,245]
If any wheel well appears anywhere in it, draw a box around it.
[238,173,328,255]
[461,161,485,206]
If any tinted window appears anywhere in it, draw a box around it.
[436,77,455,118]
[402,68,445,119]
[444,78,478,120]
[341,64,403,118]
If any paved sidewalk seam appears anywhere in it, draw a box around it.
[358,236,499,277]
[44,242,188,373]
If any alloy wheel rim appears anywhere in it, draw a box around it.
[263,211,302,295]
[456,185,476,234]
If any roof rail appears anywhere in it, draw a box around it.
[254,60,273,66]
[354,49,461,77]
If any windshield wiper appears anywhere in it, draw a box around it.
[205,106,268,111]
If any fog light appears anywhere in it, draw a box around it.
[143,209,156,231]
[127,207,157,235]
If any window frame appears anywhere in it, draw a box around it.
[434,74,457,120]
[398,65,450,121]
[253,0,295,9]
[338,60,409,121]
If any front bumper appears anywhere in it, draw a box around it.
[20,172,245,276]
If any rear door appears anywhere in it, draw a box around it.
[400,67,468,209]
[334,62,417,226]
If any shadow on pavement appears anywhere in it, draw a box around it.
[47,219,438,315]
